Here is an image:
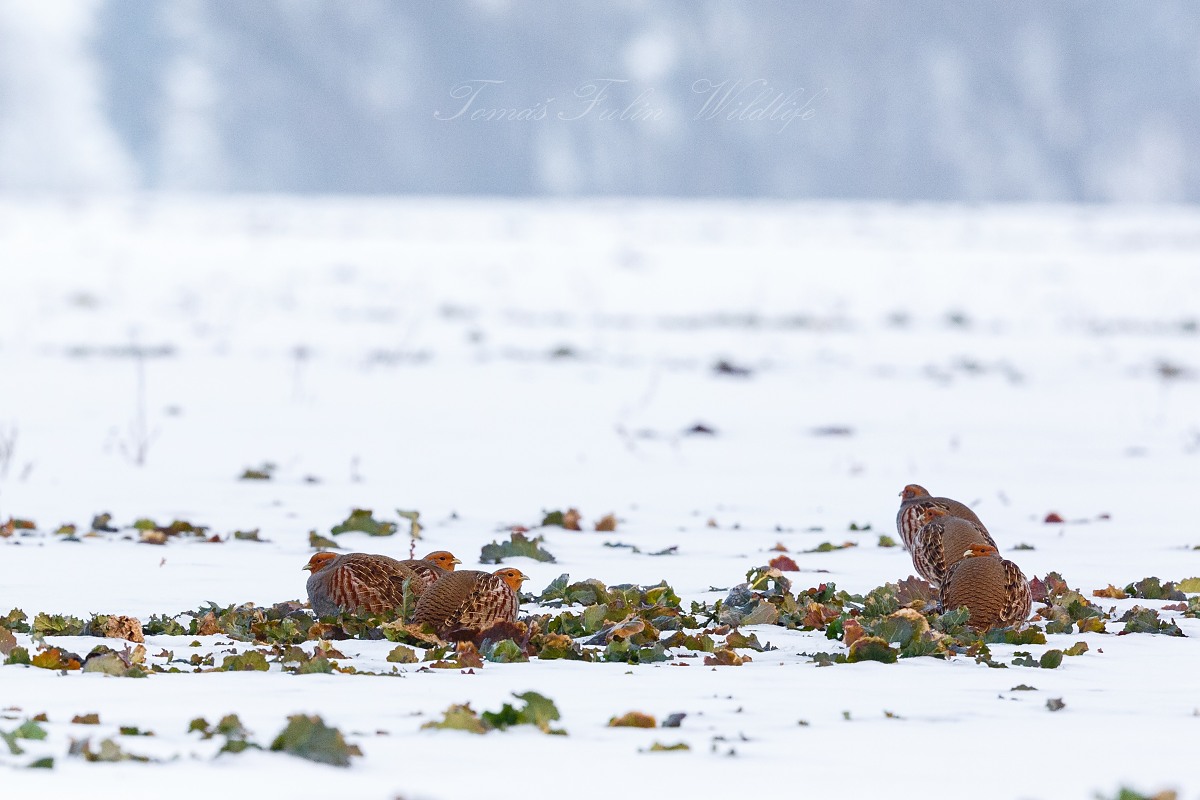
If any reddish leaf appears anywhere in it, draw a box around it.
[1044,512,1065,524]
[769,555,800,572]
[895,576,935,606]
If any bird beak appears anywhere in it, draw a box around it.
[451,558,462,565]
[302,564,313,571]
[518,571,530,582]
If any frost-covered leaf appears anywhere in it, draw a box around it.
[1045,698,1066,712]
[269,715,362,766]
[646,741,689,751]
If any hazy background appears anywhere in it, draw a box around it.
[1,0,1197,200]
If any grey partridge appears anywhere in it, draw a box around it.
[304,550,460,617]
[910,506,993,588]
[939,543,1032,630]
[412,568,528,638]
[896,484,990,552]
[393,550,461,596]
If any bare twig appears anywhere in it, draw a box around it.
[0,424,16,479]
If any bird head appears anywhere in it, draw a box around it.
[303,552,338,573]
[424,551,462,571]
[961,543,999,559]
[918,506,949,524]
[494,568,530,591]
[900,484,930,501]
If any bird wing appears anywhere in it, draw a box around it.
[912,520,946,585]
[1000,560,1033,627]
[335,558,408,614]
[448,575,518,633]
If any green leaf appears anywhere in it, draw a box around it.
[646,741,690,752]
[219,651,270,671]
[386,645,418,664]
[847,636,898,664]
[541,510,565,527]
[0,609,30,634]
[479,531,556,564]
[609,711,656,728]
[238,463,275,481]
[32,613,85,637]
[422,704,488,734]
[482,639,527,663]
[537,573,571,603]
[876,535,898,548]
[1039,649,1064,669]
[269,715,362,767]
[1177,577,1200,593]
[11,721,47,741]
[330,509,397,537]
[308,530,340,549]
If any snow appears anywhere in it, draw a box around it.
[1,196,1198,799]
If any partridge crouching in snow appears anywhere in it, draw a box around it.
[939,543,1032,631]
[304,551,460,617]
[896,484,990,552]
[413,568,529,639]
[910,507,993,588]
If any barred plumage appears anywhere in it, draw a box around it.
[939,544,1032,631]
[412,568,528,638]
[896,484,989,552]
[304,550,461,617]
[911,507,994,587]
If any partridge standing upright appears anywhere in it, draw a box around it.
[412,568,529,638]
[939,543,1032,630]
[910,507,993,587]
[896,484,990,552]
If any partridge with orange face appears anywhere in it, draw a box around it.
[910,507,993,587]
[896,484,990,552]
[413,568,528,638]
[304,550,460,617]
[939,543,1032,630]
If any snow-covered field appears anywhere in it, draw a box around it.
[1,197,1198,799]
